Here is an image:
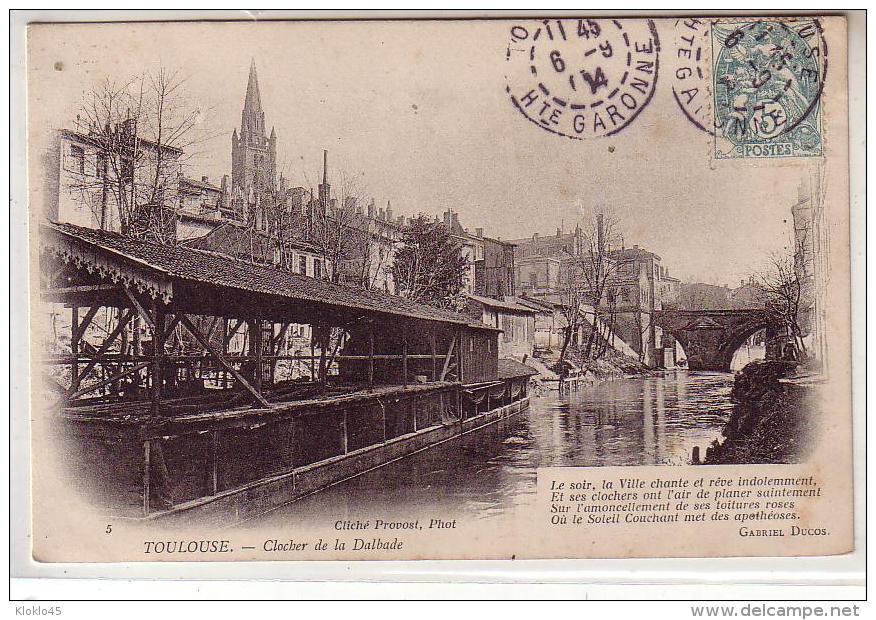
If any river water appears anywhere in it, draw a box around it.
[246,370,735,527]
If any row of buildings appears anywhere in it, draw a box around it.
[43,60,686,370]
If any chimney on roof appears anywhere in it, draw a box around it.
[557,227,562,237]
[368,198,375,218]
[533,232,539,241]
[475,227,483,238]
[443,209,452,229]
[379,207,385,220]
[201,175,209,183]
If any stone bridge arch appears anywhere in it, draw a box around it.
[653,309,781,372]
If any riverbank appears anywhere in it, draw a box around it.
[703,360,817,465]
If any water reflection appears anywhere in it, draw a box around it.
[529,370,734,467]
[245,371,734,527]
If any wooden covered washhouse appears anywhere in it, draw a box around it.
[37,221,533,523]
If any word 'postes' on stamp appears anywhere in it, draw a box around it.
[711,19,827,159]
[505,19,660,140]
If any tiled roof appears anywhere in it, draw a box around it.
[60,128,184,155]
[467,293,537,314]
[180,176,222,192]
[43,221,495,329]
[515,296,556,312]
[182,221,324,258]
[497,358,539,379]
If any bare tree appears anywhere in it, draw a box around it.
[576,212,624,360]
[758,230,812,359]
[555,263,586,367]
[71,67,216,242]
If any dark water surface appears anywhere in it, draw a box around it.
[245,370,734,527]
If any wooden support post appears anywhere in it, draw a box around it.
[117,308,128,395]
[457,385,463,423]
[59,361,150,405]
[439,335,457,382]
[151,303,165,417]
[162,313,183,341]
[368,330,375,388]
[71,305,80,391]
[209,430,220,495]
[456,328,464,383]
[142,439,151,517]
[412,397,418,432]
[132,314,141,354]
[310,337,316,381]
[341,409,349,454]
[317,325,328,384]
[222,318,229,389]
[72,305,100,344]
[123,288,155,330]
[68,309,135,396]
[178,314,270,408]
[402,335,408,388]
[250,317,263,394]
[430,331,437,381]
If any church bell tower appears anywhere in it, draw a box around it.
[231,59,277,227]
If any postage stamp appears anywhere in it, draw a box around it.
[710,18,827,159]
[504,18,660,140]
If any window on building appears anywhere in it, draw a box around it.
[299,255,308,276]
[96,152,107,179]
[70,145,85,174]
[313,260,322,280]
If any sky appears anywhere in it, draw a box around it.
[26,19,817,286]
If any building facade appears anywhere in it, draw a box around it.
[791,166,829,370]
[466,294,536,362]
[475,236,517,300]
[46,125,184,239]
[606,246,666,367]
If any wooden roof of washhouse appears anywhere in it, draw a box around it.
[41,221,499,331]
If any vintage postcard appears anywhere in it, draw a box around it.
[24,14,853,563]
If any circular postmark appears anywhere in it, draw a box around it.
[505,18,660,139]
[670,17,714,135]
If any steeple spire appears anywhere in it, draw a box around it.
[245,59,262,113]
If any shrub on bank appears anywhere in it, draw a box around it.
[704,360,815,465]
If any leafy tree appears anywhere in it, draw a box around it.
[392,214,468,310]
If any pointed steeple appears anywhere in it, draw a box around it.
[245,59,262,113]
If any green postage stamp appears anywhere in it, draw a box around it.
[711,19,826,159]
